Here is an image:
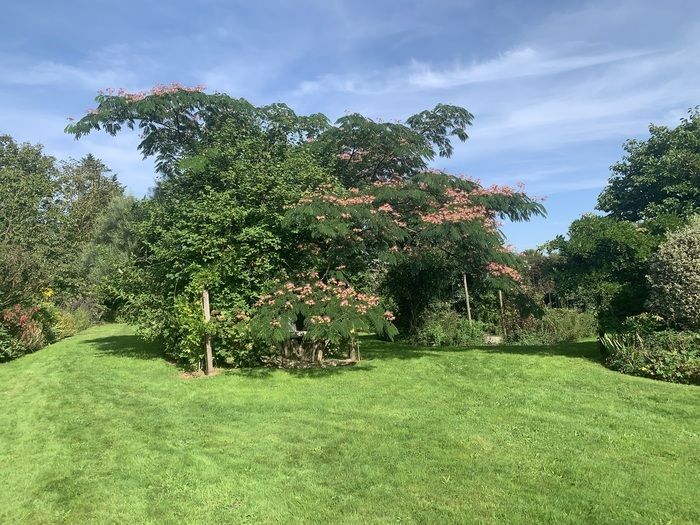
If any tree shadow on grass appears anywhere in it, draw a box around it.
[476,340,601,363]
[83,334,375,378]
[228,362,375,380]
[361,337,602,364]
[82,334,168,361]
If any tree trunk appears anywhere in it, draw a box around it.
[201,289,214,375]
[498,290,507,339]
[462,273,472,325]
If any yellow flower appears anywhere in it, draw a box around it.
[42,288,54,300]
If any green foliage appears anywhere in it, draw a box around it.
[67,87,545,366]
[508,308,596,345]
[211,314,264,368]
[52,156,124,299]
[288,172,545,331]
[66,85,329,177]
[411,303,485,347]
[0,134,125,323]
[1,305,45,357]
[250,276,398,347]
[545,214,657,330]
[53,305,94,339]
[647,216,700,330]
[0,135,57,307]
[131,118,334,364]
[313,104,473,187]
[78,195,140,320]
[0,301,94,362]
[618,313,666,335]
[0,326,23,362]
[597,107,700,224]
[600,330,700,384]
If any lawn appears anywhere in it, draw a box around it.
[0,324,698,524]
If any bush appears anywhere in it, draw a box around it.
[508,307,596,345]
[412,304,485,347]
[0,326,24,362]
[618,313,666,335]
[54,305,93,339]
[600,330,700,384]
[647,216,700,330]
[0,303,95,363]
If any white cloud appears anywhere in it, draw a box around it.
[0,60,129,89]
[406,47,650,89]
[291,46,651,95]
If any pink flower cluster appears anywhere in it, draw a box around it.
[421,204,492,225]
[99,83,206,103]
[337,149,368,162]
[372,179,404,188]
[486,262,523,283]
[470,184,517,197]
[256,277,390,320]
[297,192,375,207]
[309,315,333,324]
[420,187,495,227]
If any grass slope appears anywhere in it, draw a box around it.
[0,324,698,524]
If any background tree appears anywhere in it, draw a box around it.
[597,107,700,229]
[0,135,57,307]
[545,214,656,330]
[52,155,124,303]
[78,195,140,320]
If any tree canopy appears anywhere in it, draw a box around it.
[597,107,700,226]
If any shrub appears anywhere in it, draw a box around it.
[212,313,268,368]
[1,305,45,357]
[412,304,485,347]
[618,313,666,335]
[0,326,24,362]
[250,276,398,361]
[600,330,700,384]
[647,216,700,330]
[508,307,596,345]
[33,302,61,343]
[54,305,93,339]
[0,303,95,363]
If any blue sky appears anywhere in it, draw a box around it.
[2,0,699,248]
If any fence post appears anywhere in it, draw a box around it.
[498,289,507,339]
[201,289,214,375]
[462,273,472,325]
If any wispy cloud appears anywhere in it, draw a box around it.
[293,46,651,95]
[0,59,129,89]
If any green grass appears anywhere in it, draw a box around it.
[1,324,698,524]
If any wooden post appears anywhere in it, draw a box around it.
[201,289,214,375]
[462,273,472,325]
[498,290,507,339]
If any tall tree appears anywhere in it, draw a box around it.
[0,135,57,307]
[51,155,124,301]
[597,107,700,227]
[545,214,657,330]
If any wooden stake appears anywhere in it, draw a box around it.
[498,290,506,339]
[201,289,214,375]
[462,273,472,325]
